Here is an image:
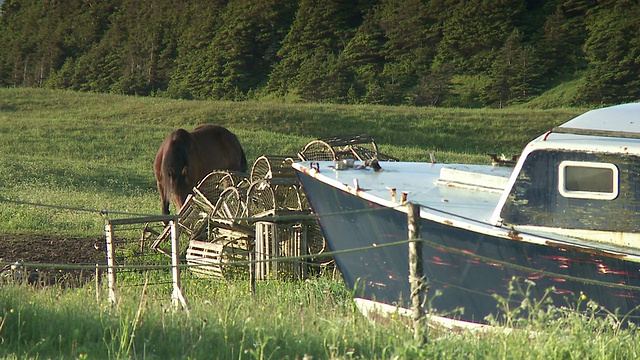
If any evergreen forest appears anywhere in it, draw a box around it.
[0,0,639,108]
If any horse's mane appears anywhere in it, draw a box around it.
[161,129,191,196]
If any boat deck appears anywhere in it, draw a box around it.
[295,160,512,224]
[295,159,640,257]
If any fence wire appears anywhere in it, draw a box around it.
[3,194,640,304]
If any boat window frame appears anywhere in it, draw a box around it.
[558,160,619,200]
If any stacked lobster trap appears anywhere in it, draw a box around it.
[248,155,312,280]
[150,170,253,278]
[150,134,396,280]
[297,134,398,162]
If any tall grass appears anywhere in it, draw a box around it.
[2,275,639,359]
[0,275,416,359]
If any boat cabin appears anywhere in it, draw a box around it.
[491,103,640,248]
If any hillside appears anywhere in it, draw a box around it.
[1,1,639,108]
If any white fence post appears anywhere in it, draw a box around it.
[104,215,189,310]
[105,220,117,304]
[170,218,189,311]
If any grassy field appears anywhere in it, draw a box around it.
[0,88,584,236]
[2,88,636,359]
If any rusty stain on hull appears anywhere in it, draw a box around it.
[545,240,628,260]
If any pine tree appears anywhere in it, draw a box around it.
[0,0,121,88]
[1,0,638,106]
[167,0,227,99]
[0,0,67,86]
[209,0,296,100]
[484,29,542,107]
[382,0,445,105]
[44,0,119,89]
[434,0,525,73]
[338,5,387,103]
[580,1,640,104]
[338,0,444,105]
[110,0,177,95]
[267,0,363,102]
[534,1,590,87]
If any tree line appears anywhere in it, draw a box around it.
[0,0,638,108]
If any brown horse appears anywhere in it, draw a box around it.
[154,125,247,215]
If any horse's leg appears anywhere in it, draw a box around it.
[158,181,170,215]
[162,199,170,216]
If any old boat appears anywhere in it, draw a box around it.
[293,103,640,328]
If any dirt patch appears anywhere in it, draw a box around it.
[0,233,106,286]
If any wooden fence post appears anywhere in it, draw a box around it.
[408,202,427,345]
[95,264,101,303]
[249,249,255,296]
[104,215,189,308]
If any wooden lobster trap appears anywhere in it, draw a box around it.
[151,170,249,254]
[246,179,306,218]
[247,155,306,217]
[208,186,253,235]
[186,187,253,278]
[186,232,251,279]
[149,154,329,280]
[254,221,308,280]
[184,184,254,279]
[297,134,398,162]
[250,155,298,183]
[248,154,324,279]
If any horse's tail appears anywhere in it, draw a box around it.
[240,147,248,172]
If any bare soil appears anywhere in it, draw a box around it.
[0,233,106,286]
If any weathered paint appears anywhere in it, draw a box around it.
[501,150,640,233]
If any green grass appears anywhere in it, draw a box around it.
[0,88,584,236]
[0,275,421,359]
[2,88,633,359]
[2,276,638,359]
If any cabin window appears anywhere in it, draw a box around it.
[558,161,618,200]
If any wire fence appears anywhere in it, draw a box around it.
[3,193,640,314]
[1,138,397,302]
[0,195,338,308]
